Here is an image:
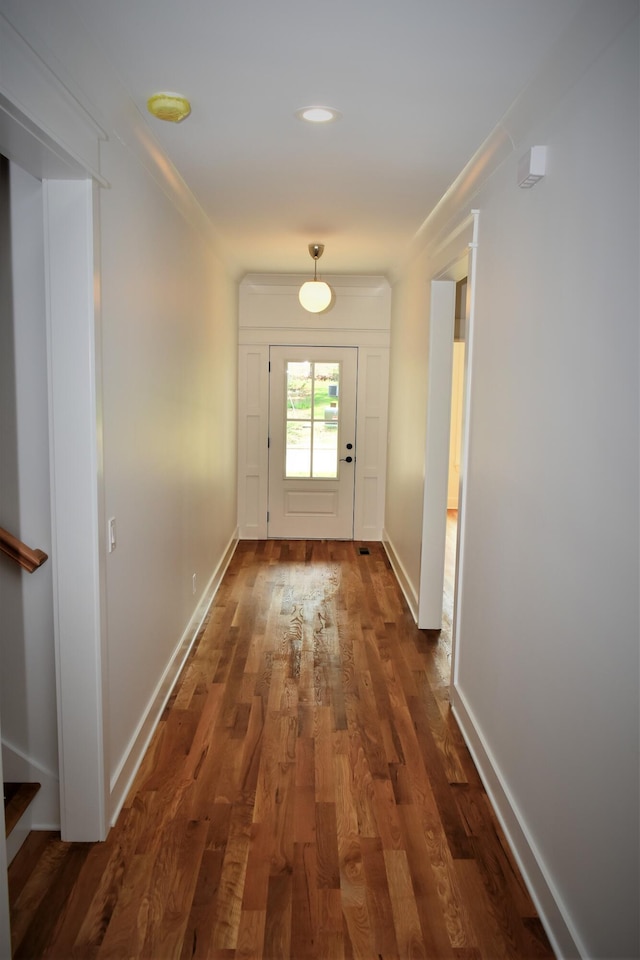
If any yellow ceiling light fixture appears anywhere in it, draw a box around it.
[299,244,332,313]
[147,92,191,123]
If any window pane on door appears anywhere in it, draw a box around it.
[286,422,311,477]
[313,421,338,477]
[287,361,312,420]
[284,360,340,479]
[313,362,339,415]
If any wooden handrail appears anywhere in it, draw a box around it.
[0,527,48,573]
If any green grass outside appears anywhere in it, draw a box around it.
[288,381,338,419]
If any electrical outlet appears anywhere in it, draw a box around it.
[192,573,197,595]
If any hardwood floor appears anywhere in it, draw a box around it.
[8,535,554,959]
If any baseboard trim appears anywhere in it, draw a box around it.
[108,531,239,824]
[450,684,585,960]
[381,530,419,623]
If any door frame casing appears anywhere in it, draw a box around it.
[0,19,110,849]
[238,274,391,540]
[417,280,456,627]
[416,211,478,679]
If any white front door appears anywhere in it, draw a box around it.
[268,346,357,538]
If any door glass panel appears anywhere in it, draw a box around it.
[286,421,311,477]
[284,360,340,478]
[286,361,312,420]
[313,422,338,477]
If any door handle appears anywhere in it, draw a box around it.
[340,456,354,463]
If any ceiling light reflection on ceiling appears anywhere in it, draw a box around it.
[295,106,341,124]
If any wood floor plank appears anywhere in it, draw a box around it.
[290,841,319,959]
[179,807,232,960]
[42,829,124,957]
[315,801,341,890]
[12,843,90,959]
[210,803,253,951]
[384,848,429,960]
[10,839,75,951]
[360,837,400,960]
[408,694,475,860]
[93,850,159,959]
[313,705,336,803]
[235,909,266,960]
[350,664,392,780]
[371,777,404,851]
[401,801,477,952]
[264,871,292,959]
[455,858,522,960]
[9,535,555,960]
[140,818,209,960]
[7,829,54,905]
[240,820,271,913]
[337,836,374,960]
[451,783,535,917]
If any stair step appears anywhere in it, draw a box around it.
[3,782,41,837]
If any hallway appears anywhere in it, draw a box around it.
[9,539,553,959]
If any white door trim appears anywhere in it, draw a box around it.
[417,281,455,628]
[44,179,108,841]
[450,210,480,687]
[417,209,479,639]
[0,79,108,843]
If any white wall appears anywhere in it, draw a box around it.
[385,268,431,596]
[100,135,238,810]
[387,6,639,958]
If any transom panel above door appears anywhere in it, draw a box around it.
[268,346,357,539]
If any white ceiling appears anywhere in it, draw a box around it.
[51,0,583,275]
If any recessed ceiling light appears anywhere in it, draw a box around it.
[147,92,191,123]
[295,106,341,124]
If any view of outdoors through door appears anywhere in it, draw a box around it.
[268,346,357,539]
[285,361,341,479]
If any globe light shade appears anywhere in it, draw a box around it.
[298,279,332,313]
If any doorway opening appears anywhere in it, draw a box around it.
[443,277,467,630]
[417,207,479,690]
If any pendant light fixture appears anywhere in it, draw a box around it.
[298,243,332,313]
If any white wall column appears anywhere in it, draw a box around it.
[44,179,108,841]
